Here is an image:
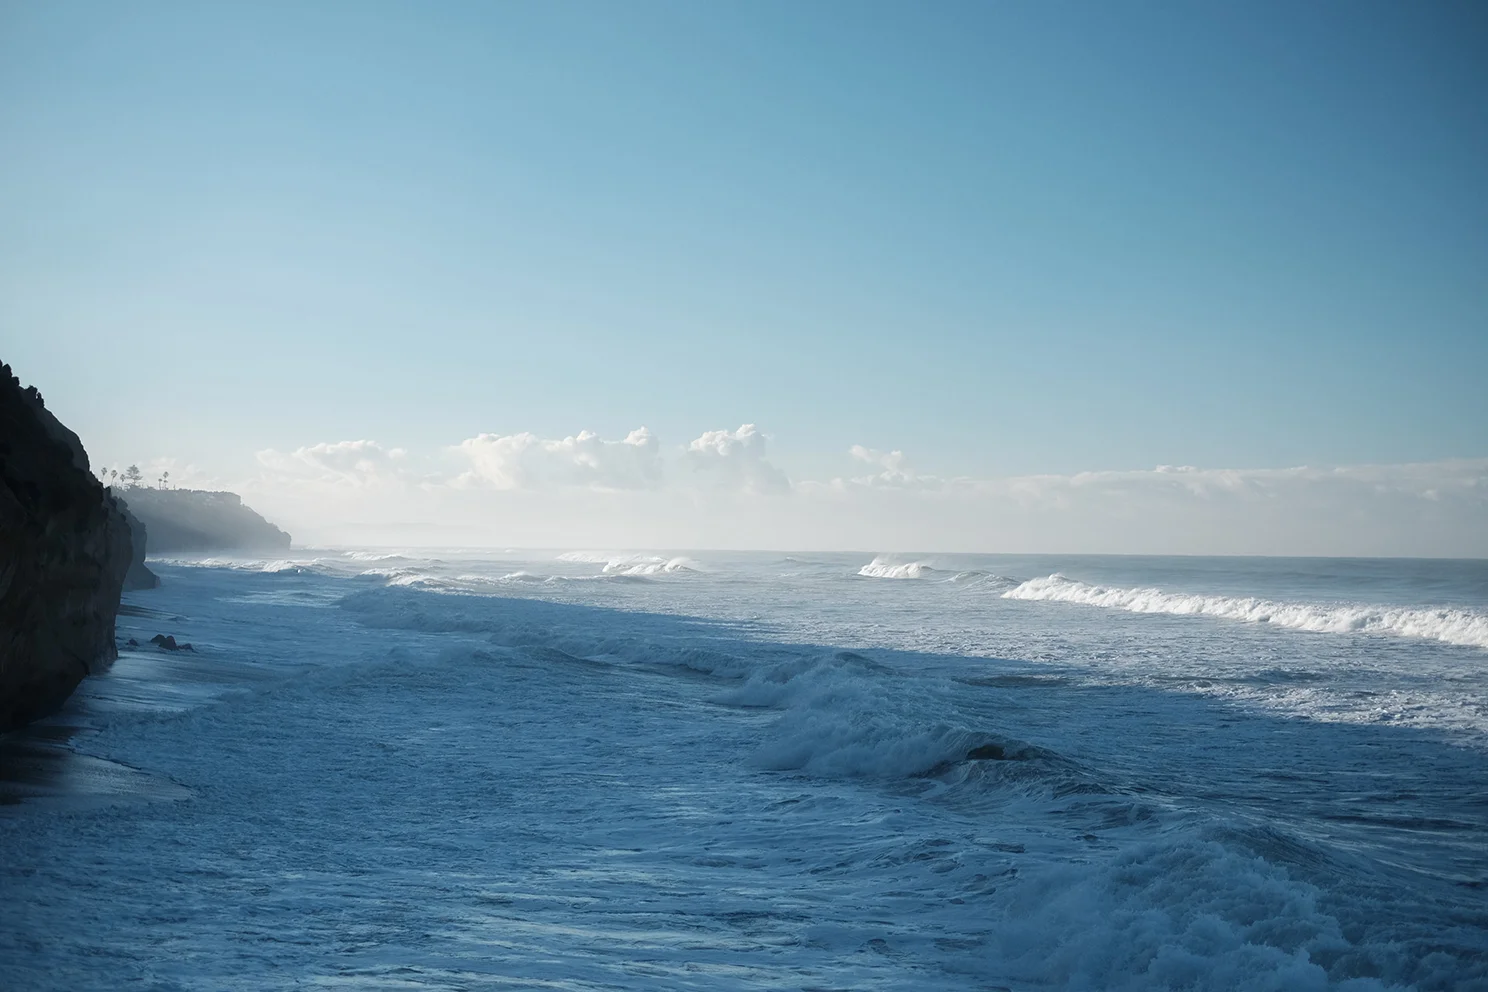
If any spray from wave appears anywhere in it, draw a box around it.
[1004,574,1488,649]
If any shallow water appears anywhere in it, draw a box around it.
[2,550,1485,990]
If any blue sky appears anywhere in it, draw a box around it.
[2,1,1485,550]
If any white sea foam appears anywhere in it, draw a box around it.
[1004,573,1488,649]
[149,555,335,575]
[555,552,701,575]
[149,555,267,569]
[604,556,699,576]
[858,555,937,579]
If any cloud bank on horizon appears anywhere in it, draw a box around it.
[106,424,1487,558]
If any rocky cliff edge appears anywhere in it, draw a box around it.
[0,363,132,733]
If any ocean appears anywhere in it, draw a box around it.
[2,550,1485,990]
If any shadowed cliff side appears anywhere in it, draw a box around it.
[0,363,132,733]
[115,496,160,590]
[121,487,291,552]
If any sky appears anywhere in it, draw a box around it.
[2,0,1485,554]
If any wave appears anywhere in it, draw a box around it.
[149,555,343,576]
[494,570,547,583]
[858,556,938,579]
[556,551,701,576]
[149,555,273,569]
[356,564,428,580]
[1004,574,1488,649]
[260,559,317,574]
[605,556,699,576]
[856,557,1018,589]
[384,572,443,588]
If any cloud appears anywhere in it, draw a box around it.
[846,445,939,489]
[685,424,790,493]
[256,439,407,488]
[454,427,662,491]
[214,424,1486,555]
[969,459,1488,508]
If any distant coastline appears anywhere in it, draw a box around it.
[115,487,291,553]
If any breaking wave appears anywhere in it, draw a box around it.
[856,557,1017,589]
[1004,574,1488,649]
[858,556,938,579]
[603,556,699,576]
[556,551,701,575]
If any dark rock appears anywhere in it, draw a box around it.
[115,496,160,590]
[119,486,290,552]
[126,638,139,647]
[148,634,194,652]
[0,362,132,733]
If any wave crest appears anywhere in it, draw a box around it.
[1004,574,1488,648]
[858,556,937,579]
[555,551,701,575]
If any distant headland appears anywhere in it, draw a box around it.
[115,486,291,553]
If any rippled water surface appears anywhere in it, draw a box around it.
[2,550,1485,990]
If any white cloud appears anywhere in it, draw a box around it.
[846,444,939,489]
[256,439,407,488]
[685,424,790,493]
[189,422,1487,556]
[806,457,1487,556]
[454,427,662,491]
[969,459,1488,506]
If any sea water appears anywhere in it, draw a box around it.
[2,550,1485,990]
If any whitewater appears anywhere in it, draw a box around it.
[2,550,1485,990]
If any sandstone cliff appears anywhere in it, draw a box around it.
[0,363,132,733]
[121,487,291,552]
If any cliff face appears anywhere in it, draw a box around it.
[121,487,291,552]
[115,496,160,590]
[0,363,132,733]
